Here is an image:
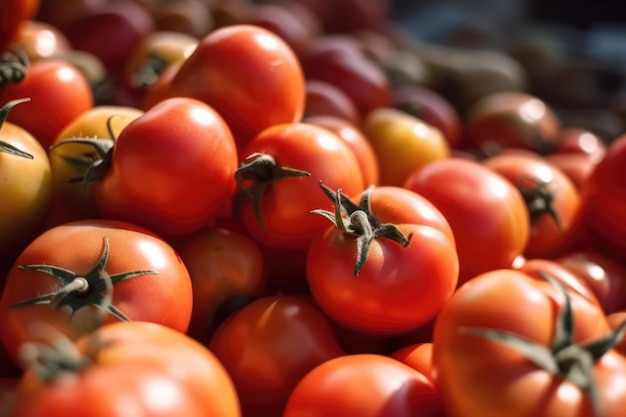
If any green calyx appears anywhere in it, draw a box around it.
[0,46,29,86]
[312,181,412,277]
[461,272,626,416]
[517,174,563,232]
[233,152,311,231]
[11,236,158,323]
[0,98,34,159]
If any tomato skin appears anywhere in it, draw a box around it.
[0,58,94,149]
[166,24,305,151]
[0,0,39,54]
[12,321,241,417]
[403,158,530,284]
[237,122,365,250]
[208,295,344,417]
[389,342,435,383]
[95,97,238,239]
[283,353,444,417]
[303,79,361,126]
[432,268,626,417]
[14,20,71,61]
[0,219,193,367]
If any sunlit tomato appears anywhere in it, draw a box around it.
[61,1,155,78]
[432,268,626,417]
[578,133,626,258]
[391,84,462,148]
[300,34,390,118]
[14,20,71,62]
[555,127,606,159]
[303,79,361,126]
[403,158,529,284]
[235,122,365,250]
[362,106,450,186]
[544,152,599,192]
[464,91,561,154]
[0,99,52,261]
[0,58,94,149]
[208,295,344,417]
[557,249,626,314]
[165,24,305,151]
[307,184,458,335]
[0,0,39,54]
[90,97,238,239]
[48,105,144,221]
[170,227,267,342]
[482,152,582,258]
[303,114,379,186]
[283,353,445,417]
[11,321,241,417]
[0,219,194,367]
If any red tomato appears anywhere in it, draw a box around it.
[0,58,94,149]
[14,20,71,62]
[90,97,238,239]
[283,354,445,417]
[0,219,193,367]
[389,342,435,382]
[11,321,241,417]
[0,0,39,54]
[165,24,305,151]
[432,268,626,417]
[482,152,582,258]
[403,158,530,284]
[307,184,458,335]
[208,295,344,417]
[303,79,361,126]
[235,122,365,250]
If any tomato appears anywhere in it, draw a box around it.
[389,342,435,382]
[0,98,52,262]
[164,24,305,151]
[235,122,365,250]
[403,158,529,284]
[83,97,238,239]
[303,79,361,126]
[432,268,626,417]
[464,91,561,154]
[208,295,344,417]
[578,133,626,258]
[307,183,458,335]
[482,152,582,258]
[544,152,599,192]
[11,321,241,417]
[303,113,379,186]
[170,227,267,342]
[555,127,606,160]
[48,105,144,221]
[13,20,71,62]
[283,353,445,417]
[0,219,193,367]
[362,106,450,186]
[300,34,390,118]
[0,58,94,149]
[557,249,626,314]
[150,0,213,39]
[0,0,39,54]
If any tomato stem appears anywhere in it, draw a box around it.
[0,98,35,159]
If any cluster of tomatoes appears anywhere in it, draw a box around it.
[2,0,626,416]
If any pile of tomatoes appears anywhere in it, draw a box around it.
[2,0,626,416]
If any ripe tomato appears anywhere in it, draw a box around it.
[0,219,193,367]
[403,158,530,284]
[0,58,94,149]
[235,121,365,250]
[208,295,344,417]
[432,268,626,417]
[362,106,450,186]
[0,98,52,261]
[0,0,39,54]
[48,105,144,221]
[307,184,458,335]
[303,79,361,126]
[283,353,445,417]
[13,20,71,62]
[170,227,267,342]
[89,97,238,239]
[389,342,435,383]
[11,321,241,417]
[482,152,582,258]
[164,24,305,151]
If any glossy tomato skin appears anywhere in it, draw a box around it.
[12,321,241,417]
[14,20,71,62]
[165,24,305,151]
[0,58,94,149]
[95,97,238,239]
[432,268,626,417]
[237,122,365,250]
[403,158,530,284]
[283,353,445,417]
[208,295,344,417]
[0,219,193,367]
